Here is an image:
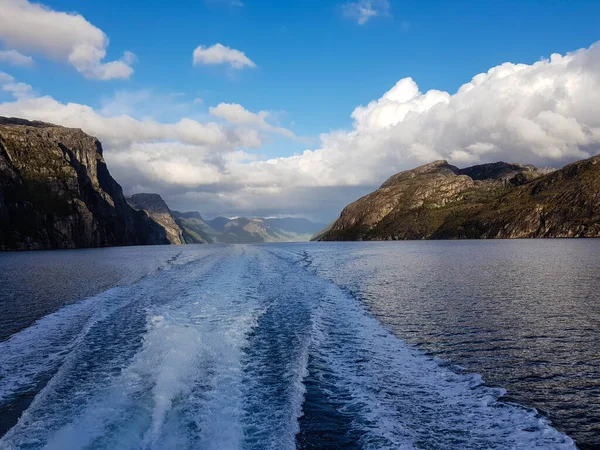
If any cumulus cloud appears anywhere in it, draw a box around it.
[342,0,390,25]
[193,44,256,69]
[0,49,34,67]
[0,90,261,149]
[2,43,600,221]
[209,103,296,138]
[0,0,135,79]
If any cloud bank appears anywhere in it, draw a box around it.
[0,0,135,79]
[1,42,600,220]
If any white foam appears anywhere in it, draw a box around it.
[0,249,228,449]
[304,260,577,449]
[0,285,129,405]
[0,245,578,449]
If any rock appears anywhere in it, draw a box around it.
[126,194,185,245]
[319,156,600,241]
[0,117,170,250]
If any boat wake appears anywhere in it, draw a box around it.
[0,246,575,449]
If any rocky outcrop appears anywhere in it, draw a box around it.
[126,194,185,245]
[0,117,170,250]
[319,157,600,241]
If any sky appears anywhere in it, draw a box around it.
[0,0,599,221]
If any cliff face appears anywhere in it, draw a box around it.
[319,157,600,241]
[0,117,170,250]
[126,194,185,245]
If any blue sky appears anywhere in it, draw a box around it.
[7,0,600,144]
[1,0,600,220]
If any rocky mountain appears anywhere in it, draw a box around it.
[171,211,218,244]
[126,194,185,245]
[205,216,325,243]
[318,157,600,241]
[0,116,326,250]
[0,117,171,250]
[262,217,326,236]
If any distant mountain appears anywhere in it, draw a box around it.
[263,217,326,235]
[171,211,218,244]
[318,157,600,241]
[0,117,171,250]
[206,216,233,233]
[204,216,326,243]
[126,193,185,245]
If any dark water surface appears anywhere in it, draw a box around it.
[0,241,598,449]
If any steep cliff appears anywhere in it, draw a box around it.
[319,157,600,241]
[0,117,170,250]
[126,194,185,245]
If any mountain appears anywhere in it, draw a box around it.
[0,117,171,250]
[171,211,218,244]
[204,216,325,243]
[262,217,326,235]
[126,194,185,245]
[0,116,325,250]
[318,157,600,241]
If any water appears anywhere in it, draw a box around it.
[0,241,597,449]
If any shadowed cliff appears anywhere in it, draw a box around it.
[0,117,170,250]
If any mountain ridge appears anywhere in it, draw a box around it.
[318,158,600,241]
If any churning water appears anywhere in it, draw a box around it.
[0,241,598,449]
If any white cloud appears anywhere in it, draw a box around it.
[0,0,135,80]
[0,71,14,84]
[0,87,261,150]
[343,0,390,25]
[2,81,33,99]
[209,103,295,138]
[193,44,256,69]
[2,43,600,221]
[0,49,34,67]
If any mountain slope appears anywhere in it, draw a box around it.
[204,216,325,243]
[319,157,599,241]
[0,117,170,250]
[126,194,185,245]
[171,211,218,244]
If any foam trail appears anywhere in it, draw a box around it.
[239,249,319,450]
[296,248,577,450]
[0,285,132,405]
[0,245,578,450]
[0,249,218,408]
[0,250,227,449]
